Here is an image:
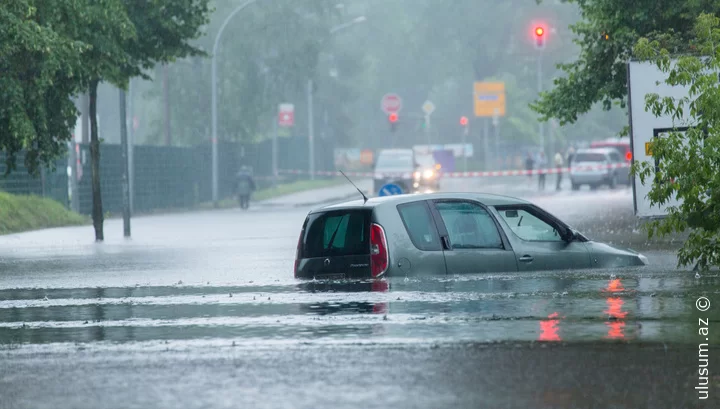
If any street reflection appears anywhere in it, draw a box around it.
[603,278,627,340]
[539,312,562,341]
[296,279,389,316]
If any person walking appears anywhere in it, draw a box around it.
[524,152,535,186]
[537,152,547,191]
[554,151,565,191]
[235,166,256,210]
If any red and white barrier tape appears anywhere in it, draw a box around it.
[276,162,630,178]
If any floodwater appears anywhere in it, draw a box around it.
[1,186,719,408]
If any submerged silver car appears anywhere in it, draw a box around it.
[293,192,648,279]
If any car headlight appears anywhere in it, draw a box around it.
[423,169,434,179]
[413,171,421,180]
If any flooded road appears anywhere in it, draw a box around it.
[1,186,719,408]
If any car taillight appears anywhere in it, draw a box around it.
[370,223,388,278]
[293,231,303,277]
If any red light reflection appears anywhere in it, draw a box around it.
[603,278,628,339]
[372,280,389,314]
[539,312,562,341]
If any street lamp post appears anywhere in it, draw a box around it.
[211,0,257,205]
[307,16,366,181]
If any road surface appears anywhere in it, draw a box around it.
[1,178,718,408]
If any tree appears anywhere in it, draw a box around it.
[66,0,211,241]
[532,0,720,126]
[0,1,87,174]
[633,13,720,271]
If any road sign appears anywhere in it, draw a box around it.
[422,100,435,115]
[378,183,403,197]
[381,93,402,114]
[278,103,294,127]
[473,82,506,117]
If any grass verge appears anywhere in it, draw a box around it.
[0,192,87,235]
[197,177,347,210]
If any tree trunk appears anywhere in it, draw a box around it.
[89,79,104,242]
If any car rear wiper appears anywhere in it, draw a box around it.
[326,215,347,251]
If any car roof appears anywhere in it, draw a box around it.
[575,147,617,155]
[312,192,530,213]
[378,148,413,155]
[591,138,629,146]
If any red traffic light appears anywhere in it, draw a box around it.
[535,27,544,37]
[388,113,398,123]
[625,151,632,161]
[460,116,468,126]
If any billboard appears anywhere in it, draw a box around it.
[628,59,695,218]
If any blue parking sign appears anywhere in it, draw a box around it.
[378,183,403,197]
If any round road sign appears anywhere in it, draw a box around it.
[378,183,403,197]
[381,93,402,114]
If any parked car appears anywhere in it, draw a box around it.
[569,148,630,190]
[590,138,632,162]
[413,154,442,191]
[293,192,648,279]
[372,149,417,195]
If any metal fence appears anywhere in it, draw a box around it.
[0,137,334,215]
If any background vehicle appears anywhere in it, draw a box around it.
[590,138,632,162]
[570,148,630,190]
[372,149,417,194]
[293,192,648,279]
[413,154,442,191]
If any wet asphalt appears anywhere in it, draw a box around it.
[1,178,719,409]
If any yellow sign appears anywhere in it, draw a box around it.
[645,141,653,156]
[473,82,506,117]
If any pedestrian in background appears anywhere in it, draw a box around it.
[566,146,576,167]
[236,166,256,210]
[524,152,535,185]
[554,151,564,191]
[537,152,547,191]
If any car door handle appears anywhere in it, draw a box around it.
[518,255,534,263]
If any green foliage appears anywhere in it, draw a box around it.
[632,13,720,270]
[533,0,720,126]
[0,191,86,234]
[0,1,87,174]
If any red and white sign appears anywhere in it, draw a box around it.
[278,103,294,127]
[381,93,402,114]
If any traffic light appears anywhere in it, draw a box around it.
[388,112,398,132]
[602,32,610,40]
[460,116,469,135]
[534,25,546,50]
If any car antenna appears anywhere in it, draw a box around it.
[339,170,368,204]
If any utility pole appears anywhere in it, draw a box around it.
[119,88,131,237]
[493,110,500,169]
[162,64,172,146]
[307,79,315,180]
[537,54,545,154]
[483,118,490,171]
[127,78,135,214]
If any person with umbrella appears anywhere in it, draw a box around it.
[236,166,256,210]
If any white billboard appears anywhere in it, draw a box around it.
[628,59,695,218]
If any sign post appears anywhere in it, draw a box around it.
[473,82,506,171]
[381,93,403,114]
[422,100,435,145]
[275,103,294,187]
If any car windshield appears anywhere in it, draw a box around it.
[415,155,435,168]
[574,152,607,162]
[376,154,414,170]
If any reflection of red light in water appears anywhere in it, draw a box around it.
[606,321,626,339]
[604,297,628,319]
[604,297,627,339]
[372,279,389,314]
[605,278,625,293]
[539,312,562,341]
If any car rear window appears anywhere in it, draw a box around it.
[376,154,413,170]
[397,201,442,251]
[592,143,629,157]
[574,152,606,162]
[302,210,370,258]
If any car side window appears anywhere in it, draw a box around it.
[496,207,563,242]
[397,201,442,251]
[434,201,503,249]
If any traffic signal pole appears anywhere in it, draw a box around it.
[537,53,544,153]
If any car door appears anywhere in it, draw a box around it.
[493,205,591,271]
[428,199,518,274]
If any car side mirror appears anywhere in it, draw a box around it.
[563,229,577,242]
